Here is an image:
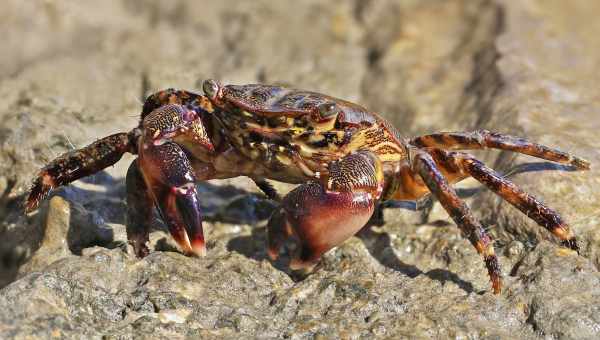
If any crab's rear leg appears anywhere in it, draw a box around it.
[267,150,384,274]
[410,130,590,170]
[427,148,579,251]
[412,150,502,294]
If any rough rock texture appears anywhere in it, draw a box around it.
[1,0,599,339]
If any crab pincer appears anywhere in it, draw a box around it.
[136,104,213,257]
[138,142,206,256]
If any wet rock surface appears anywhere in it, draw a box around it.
[1,0,599,338]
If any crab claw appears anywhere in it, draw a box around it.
[143,104,214,153]
[138,140,207,257]
[168,183,206,256]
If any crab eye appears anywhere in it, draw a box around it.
[318,102,339,118]
[202,79,220,100]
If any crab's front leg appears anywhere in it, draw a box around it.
[267,150,384,273]
[129,104,214,257]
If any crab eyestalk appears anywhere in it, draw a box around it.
[202,79,223,103]
[317,102,339,119]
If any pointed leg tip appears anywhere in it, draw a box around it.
[572,157,591,170]
[24,199,38,214]
[484,254,502,295]
[492,277,502,295]
[25,188,48,213]
[25,172,55,213]
[561,237,580,253]
[134,244,150,258]
[553,227,579,253]
[267,248,279,261]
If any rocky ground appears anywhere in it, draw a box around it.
[1,0,599,339]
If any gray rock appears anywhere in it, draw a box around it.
[0,0,598,339]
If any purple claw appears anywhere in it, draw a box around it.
[139,140,208,257]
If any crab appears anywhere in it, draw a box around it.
[25,80,590,294]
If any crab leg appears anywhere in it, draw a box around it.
[26,131,138,212]
[267,150,384,273]
[409,130,590,170]
[125,159,154,258]
[412,150,502,294]
[253,178,281,201]
[426,148,579,251]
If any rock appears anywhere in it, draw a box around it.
[475,0,600,262]
[0,0,599,339]
[17,196,73,276]
[508,242,600,339]
[17,196,116,277]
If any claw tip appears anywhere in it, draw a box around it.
[191,239,206,257]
